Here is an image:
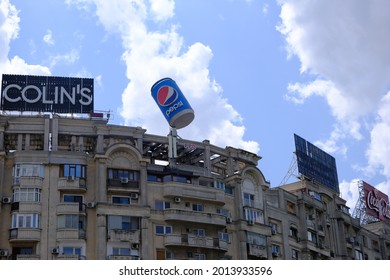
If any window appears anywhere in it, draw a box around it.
[289,226,298,239]
[155,200,171,210]
[13,188,41,202]
[244,208,264,224]
[60,164,86,178]
[194,253,206,260]
[247,232,266,246]
[192,229,205,237]
[107,216,140,230]
[63,195,83,203]
[307,230,317,243]
[214,180,225,190]
[13,163,44,178]
[155,225,172,235]
[63,247,81,256]
[113,247,131,256]
[147,174,163,182]
[108,168,139,181]
[225,185,234,195]
[192,204,204,212]
[12,213,39,228]
[287,201,296,214]
[292,249,300,260]
[271,244,280,254]
[57,215,85,229]
[270,222,277,234]
[112,196,131,205]
[216,208,229,217]
[162,175,191,184]
[355,249,363,260]
[218,232,230,242]
[243,193,255,207]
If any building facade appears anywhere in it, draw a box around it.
[0,114,388,260]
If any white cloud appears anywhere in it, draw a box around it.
[0,0,50,75]
[68,0,260,154]
[149,0,175,22]
[277,0,390,180]
[339,179,361,214]
[43,29,54,45]
[49,49,79,67]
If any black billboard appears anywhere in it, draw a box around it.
[1,74,94,113]
[294,134,339,193]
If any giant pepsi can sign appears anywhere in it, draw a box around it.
[151,78,194,129]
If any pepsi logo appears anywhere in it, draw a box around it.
[157,86,178,107]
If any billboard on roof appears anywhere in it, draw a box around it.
[363,181,390,221]
[1,74,94,113]
[294,133,339,192]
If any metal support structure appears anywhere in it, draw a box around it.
[168,127,177,167]
[352,180,379,225]
[279,154,298,186]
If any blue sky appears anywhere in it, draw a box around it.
[2,0,390,212]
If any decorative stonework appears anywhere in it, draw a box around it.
[107,151,139,169]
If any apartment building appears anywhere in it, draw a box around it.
[0,114,388,260]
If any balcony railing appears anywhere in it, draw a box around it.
[13,176,44,187]
[11,202,42,213]
[9,228,41,242]
[108,255,140,260]
[247,243,267,258]
[107,229,140,243]
[56,228,86,240]
[57,202,86,214]
[57,177,87,191]
[107,179,139,192]
[164,209,227,226]
[163,184,225,205]
[164,233,228,251]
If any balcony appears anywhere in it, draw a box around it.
[57,203,86,215]
[247,243,268,258]
[58,177,87,191]
[56,228,86,240]
[164,234,228,251]
[163,183,226,205]
[11,202,42,213]
[164,209,227,226]
[298,192,325,211]
[13,176,44,188]
[108,255,140,260]
[107,229,140,243]
[9,228,41,242]
[15,254,40,260]
[107,179,139,193]
[57,254,86,260]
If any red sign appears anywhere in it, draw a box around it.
[364,181,390,221]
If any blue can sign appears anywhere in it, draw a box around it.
[151,78,195,129]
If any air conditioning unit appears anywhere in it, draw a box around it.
[226,217,233,223]
[271,228,277,235]
[131,243,140,250]
[130,193,139,199]
[174,197,181,203]
[0,249,8,257]
[67,175,75,181]
[2,197,11,204]
[87,202,95,208]
[120,178,129,184]
[51,247,59,255]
